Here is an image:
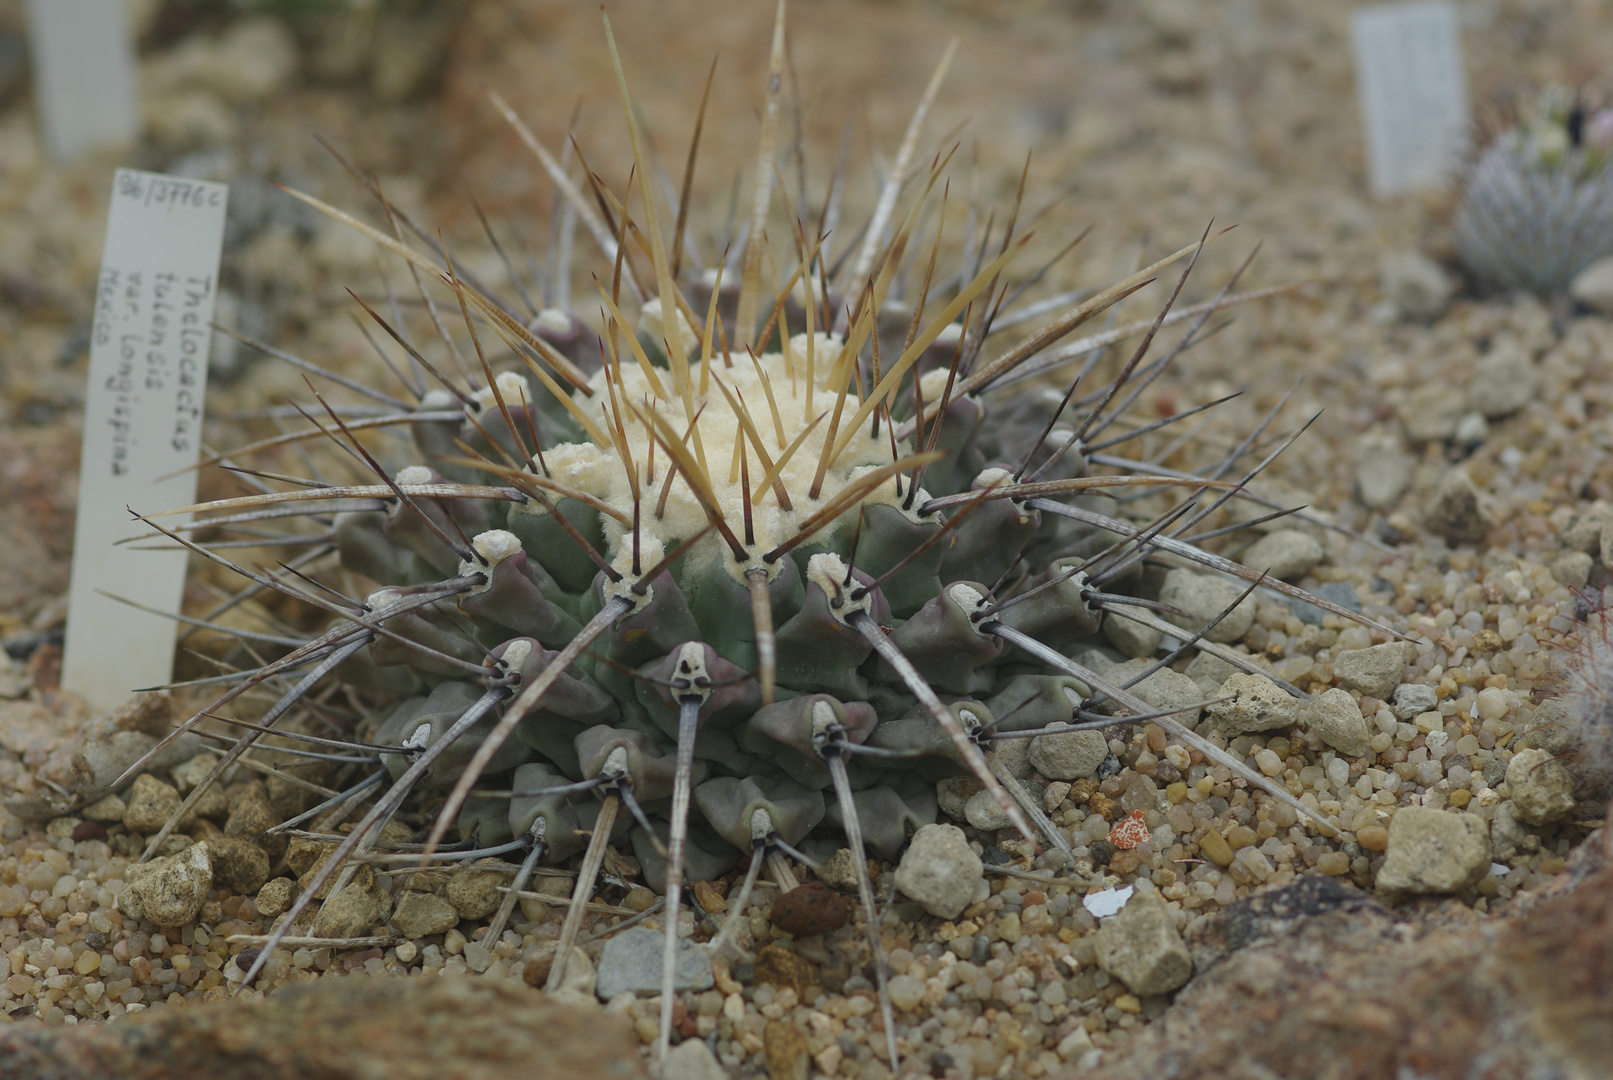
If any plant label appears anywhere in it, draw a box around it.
[26,0,140,162]
[1352,1,1470,198]
[63,169,229,711]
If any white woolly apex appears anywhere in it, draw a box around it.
[499,638,533,673]
[419,388,458,410]
[395,465,434,486]
[403,723,432,750]
[470,371,532,413]
[750,806,774,841]
[948,582,988,614]
[1062,686,1083,709]
[806,551,849,598]
[599,534,664,608]
[974,467,1013,491]
[602,744,630,778]
[472,529,523,565]
[810,698,838,738]
[918,366,959,401]
[955,705,984,732]
[533,308,574,336]
[638,296,699,359]
[676,640,708,674]
[462,530,523,589]
[366,587,402,610]
[554,333,898,579]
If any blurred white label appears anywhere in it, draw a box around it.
[26,0,140,161]
[1352,1,1470,197]
[63,169,228,711]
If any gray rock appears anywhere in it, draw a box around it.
[1569,254,1613,314]
[1520,700,1575,756]
[1398,383,1466,443]
[1505,748,1576,826]
[1239,530,1324,581]
[122,773,184,834]
[1469,344,1539,419]
[1303,688,1372,757]
[964,789,1015,831]
[1288,581,1360,627]
[1561,501,1613,554]
[1380,250,1453,320]
[935,776,982,821]
[120,844,213,926]
[1376,807,1490,894]
[1551,550,1593,589]
[1354,432,1412,509]
[392,890,460,939]
[1158,568,1257,644]
[1332,642,1414,700]
[594,926,713,1000]
[170,752,220,793]
[894,823,983,919]
[1102,608,1164,658]
[663,1038,728,1080]
[816,848,861,891]
[1203,673,1297,735]
[1392,683,1439,720]
[1425,468,1493,546]
[992,730,1033,779]
[313,881,383,939]
[1029,726,1109,780]
[1131,667,1207,730]
[1489,802,1536,862]
[1094,891,1194,996]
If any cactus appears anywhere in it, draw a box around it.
[1454,88,1613,294]
[114,5,1408,1067]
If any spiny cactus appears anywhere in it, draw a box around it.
[114,5,1404,1067]
[1454,88,1613,294]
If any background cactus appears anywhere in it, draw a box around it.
[1454,88,1613,294]
[111,4,1405,1067]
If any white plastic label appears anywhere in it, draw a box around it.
[62,169,229,711]
[1352,1,1470,198]
[26,0,140,162]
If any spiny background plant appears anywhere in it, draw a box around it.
[1454,87,1613,295]
[113,3,1404,1066]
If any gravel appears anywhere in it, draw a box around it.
[1331,642,1414,699]
[1302,688,1373,757]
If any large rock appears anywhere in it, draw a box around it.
[1332,642,1413,700]
[1354,431,1411,509]
[1468,343,1539,419]
[593,926,713,1000]
[119,844,212,927]
[1302,688,1372,757]
[1506,748,1576,826]
[1376,807,1490,894]
[391,891,460,939]
[1380,250,1453,320]
[1094,891,1193,996]
[1202,673,1297,735]
[0,973,645,1080]
[1426,468,1493,546]
[1570,254,1613,314]
[1158,569,1257,644]
[1029,726,1108,780]
[894,823,982,919]
[122,774,184,834]
[1239,530,1324,581]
